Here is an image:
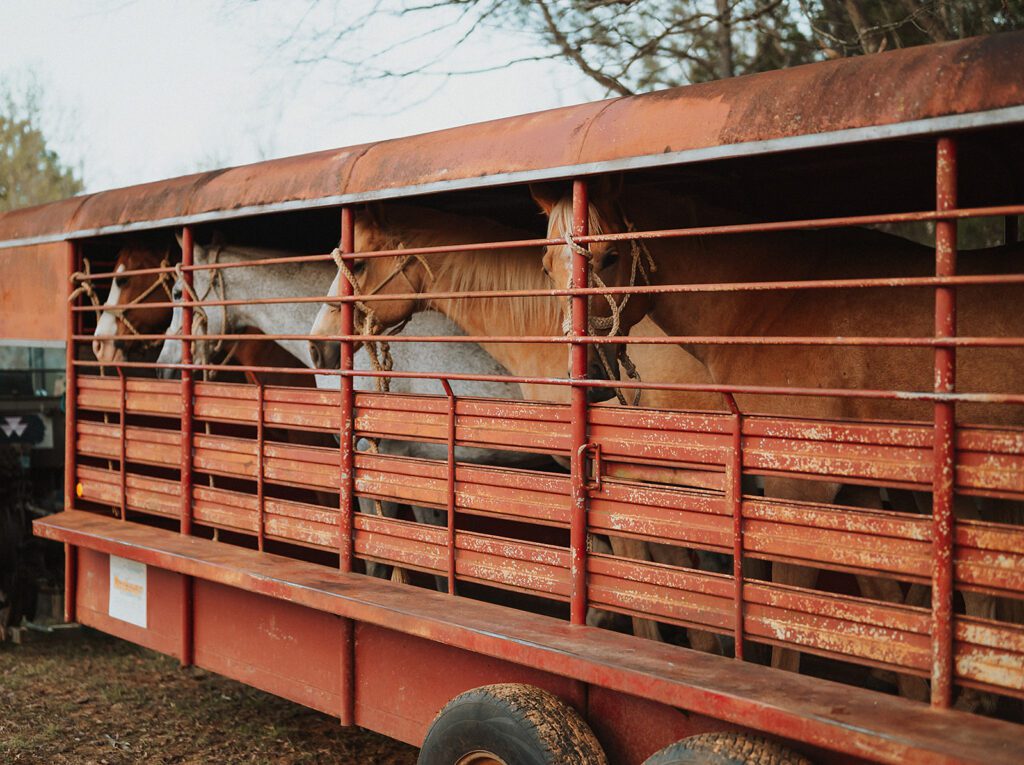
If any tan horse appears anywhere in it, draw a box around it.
[533,180,1024,706]
[308,203,726,652]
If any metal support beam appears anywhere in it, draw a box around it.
[339,207,355,574]
[441,378,458,595]
[337,206,356,728]
[931,136,958,708]
[179,225,195,667]
[569,179,590,626]
[64,240,79,623]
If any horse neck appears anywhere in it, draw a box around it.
[197,246,333,367]
[421,244,565,380]
[623,192,821,339]
[372,205,564,379]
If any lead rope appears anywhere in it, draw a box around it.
[562,219,655,407]
[329,247,435,568]
[104,260,176,355]
[330,247,436,394]
[69,260,117,475]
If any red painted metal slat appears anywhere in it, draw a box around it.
[34,511,1024,765]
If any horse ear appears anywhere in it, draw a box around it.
[529,182,564,215]
[589,173,624,203]
[174,231,184,250]
[362,203,386,228]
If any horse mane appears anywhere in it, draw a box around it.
[433,244,562,337]
[547,197,609,254]
[368,204,562,337]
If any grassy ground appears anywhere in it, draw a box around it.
[0,628,417,764]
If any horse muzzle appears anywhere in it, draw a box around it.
[309,339,340,370]
[585,359,618,404]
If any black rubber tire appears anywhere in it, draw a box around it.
[416,683,607,765]
[642,732,813,765]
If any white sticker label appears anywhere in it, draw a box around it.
[109,555,147,628]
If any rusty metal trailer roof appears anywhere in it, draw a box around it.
[2,31,1024,249]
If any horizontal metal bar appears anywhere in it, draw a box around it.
[71,332,1024,349]
[69,272,1024,312]
[71,202,1024,282]
[70,358,1024,405]
[8,104,1024,251]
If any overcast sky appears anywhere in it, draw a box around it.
[1,0,601,193]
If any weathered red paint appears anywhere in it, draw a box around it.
[179,225,195,668]
[569,179,590,626]
[64,240,79,623]
[931,137,957,707]
[35,511,1024,764]
[12,33,1024,764]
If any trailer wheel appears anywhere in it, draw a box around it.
[642,732,813,765]
[417,683,607,765]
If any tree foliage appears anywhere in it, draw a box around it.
[0,83,83,213]
[269,0,1024,96]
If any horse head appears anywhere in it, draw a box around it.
[92,242,177,365]
[309,204,432,370]
[531,179,654,402]
[155,241,226,377]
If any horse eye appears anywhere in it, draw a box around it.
[115,276,128,288]
[351,259,366,274]
[599,248,620,270]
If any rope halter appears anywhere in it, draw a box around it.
[72,258,176,357]
[330,247,435,393]
[561,213,656,407]
[172,246,228,374]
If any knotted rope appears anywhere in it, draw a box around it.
[562,217,656,407]
[172,246,228,376]
[71,257,176,360]
[330,247,435,394]
[329,246,435,550]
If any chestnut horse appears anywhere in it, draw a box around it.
[92,244,177,364]
[532,181,1024,706]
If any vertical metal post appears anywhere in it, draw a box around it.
[337,207,356,728]
[64,240,79,624]
[118,369,127,521]
[338,207,356,574]
[725,394,744,661]
[180,226,195,536]
[256,381,265,552]
[569,179,590,626]
[179,226,195,667]
[931,136,958,708]
[441,378,457,595]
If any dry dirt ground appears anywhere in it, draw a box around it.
[0,628,418,764]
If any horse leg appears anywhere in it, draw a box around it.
[360,498,411,584]
[763,478,841,674]
[648,542,722,654]
[411,505,448,592]
[839,485,930,702]
[586,535,629,631]
[608,536,663,641]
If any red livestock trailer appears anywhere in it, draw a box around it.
[3,32,1024,764]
